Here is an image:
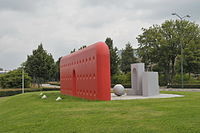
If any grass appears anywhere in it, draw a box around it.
[0,91,200,133]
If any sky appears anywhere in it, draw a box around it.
[0,0,200,70]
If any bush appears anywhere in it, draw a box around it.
[171,74,200,84]
[0,69,32,88]
[158,74,168,86]
[112,72,131,88]
[167,84,200,88]
[111,83,131,88]
[0,89,22,97]
[172,74,191,84]
[0,87,60,97]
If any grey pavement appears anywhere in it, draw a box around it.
[111,93,184,100]
[112,87,200,100]
[124,87,200,92]
[41,84,60,88]
[159,87,200,92]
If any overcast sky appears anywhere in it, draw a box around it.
[0,0,200,70]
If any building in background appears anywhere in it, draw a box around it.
[0,69,9,74]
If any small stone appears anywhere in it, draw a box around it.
[41,95,47,99]
[40,92,43,96]
[56,96,62,101]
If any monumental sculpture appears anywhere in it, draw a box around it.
[60,42,111,101]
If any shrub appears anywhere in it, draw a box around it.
[172,74,191,84]
[0,69,32,88]
[167,84,200,88]
[111,83,131,88]
[0,87,60,97]
[158,74,168,86]
[112,72,131,87]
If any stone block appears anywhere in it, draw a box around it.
[142,72,159,96]
[127,63,144,95]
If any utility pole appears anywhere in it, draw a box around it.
[22,67,24,93]
[171,13,191,89]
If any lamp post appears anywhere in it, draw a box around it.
[22,67,25,93]
[171,13,190,89]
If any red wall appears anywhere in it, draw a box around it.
[60,42,111,101]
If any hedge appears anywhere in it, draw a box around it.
[111,84,131,88]
[47,82,131,88]
[167,84,200,88]
[0,69,32,88]
[0,87,60,97]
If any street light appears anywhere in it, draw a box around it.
[171,13,190,89]
[171,13,190,20]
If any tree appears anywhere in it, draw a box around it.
[70,45,87,53]
[70,48,76,53]
[137,20,200,84]
[120,42,137,73]
[0,68,31,88]
[55,57,62,81]
[78,45,87,50]
[105,37,120,76]
[24,43,56,86]
[176,41,200,77]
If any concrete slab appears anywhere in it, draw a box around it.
[111,93,184,100]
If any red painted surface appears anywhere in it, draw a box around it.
[60,42,111,101]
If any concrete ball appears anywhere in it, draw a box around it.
[113,84,125,96]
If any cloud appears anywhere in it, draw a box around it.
[0,0,41,11]
[0,0,200,70]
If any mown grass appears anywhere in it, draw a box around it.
[0,91,200,133]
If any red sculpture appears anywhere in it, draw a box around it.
[60,42,111,101]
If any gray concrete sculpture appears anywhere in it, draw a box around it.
[142,72,159,96]
[127,63,159,96]
[127,63,144,95]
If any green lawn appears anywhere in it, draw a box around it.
[0,91,200,133]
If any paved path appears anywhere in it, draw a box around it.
[111,93,184,100]
[160,88,200,92]
[159,86,200,92]
[41,84,60,88]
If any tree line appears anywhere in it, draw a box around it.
[1,19,200,88]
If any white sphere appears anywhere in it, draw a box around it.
[113,84,125,96]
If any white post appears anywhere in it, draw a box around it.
[22,68,24,93]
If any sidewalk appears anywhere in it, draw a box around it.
[160,87,200,92]
[41,84,60,88]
